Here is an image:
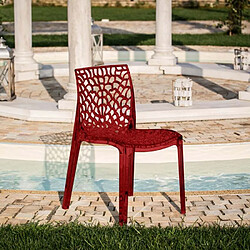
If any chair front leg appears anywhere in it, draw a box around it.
[127,147,135,196]
[177,138,186,214]
[62,138,81,209]
[119,147,129,225]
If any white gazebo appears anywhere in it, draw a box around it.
[14,0,176,109]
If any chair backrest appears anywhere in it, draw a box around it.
[75,64,136,131]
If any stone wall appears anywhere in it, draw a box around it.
[3,0,226,7]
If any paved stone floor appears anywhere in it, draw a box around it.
[15,75,249,103]
[0,116,250,145]
[0,190,249,227]
[6,74,249,145]
[3,20,250,35]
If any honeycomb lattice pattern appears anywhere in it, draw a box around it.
[75,64,135,131]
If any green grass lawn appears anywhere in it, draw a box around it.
[173,7,249,21]
[4,33,249,48]
[0,5,249,22]
[104,33,250,47]
[0,223,249,249]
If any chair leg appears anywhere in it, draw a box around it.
[127,148,135,196]
[177,138,186,214]
[62,139,81,209]
[119,148,129,225]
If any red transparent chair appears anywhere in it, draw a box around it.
[62,64,186,225]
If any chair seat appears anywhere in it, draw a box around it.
[82,128,181,151]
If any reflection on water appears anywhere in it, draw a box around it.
[40,132,96,191]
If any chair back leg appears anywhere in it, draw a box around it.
[62,139,81,209]
[119,148,130,225]
[177,138,186,214]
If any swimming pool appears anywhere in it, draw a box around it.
[0,141,249,192]
[0,159,249,192]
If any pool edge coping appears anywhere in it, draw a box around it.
[1,189,249,196]
[1,141,249,163]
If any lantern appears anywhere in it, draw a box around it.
[0,37,15,101]
[173,78,193,107]
[91,20,103,66]
[241,49,249,71]
[234,49,242,70]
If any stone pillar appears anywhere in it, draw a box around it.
[148,0,176,66]
[58,0,92,110]
[14,0,39,81]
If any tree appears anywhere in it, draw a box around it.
[224,0,249,35]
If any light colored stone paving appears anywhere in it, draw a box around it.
[0,190,249,227]
[4,73,250,145]
[15,76,68,102]
[3,20,250,35]
[95,20,250,35]
[15,75,249,104]
[0,116,250,145]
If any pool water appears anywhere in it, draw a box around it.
[0,159,249,192]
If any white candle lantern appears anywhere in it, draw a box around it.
[173,78,193,107]
[91,20,103,66]
[0,37,15,101]
[234,49,242,70]
[241,49,249,71]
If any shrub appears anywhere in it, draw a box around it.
[134,1,145,8]
[224,0,248,35]
[115,1,122,8]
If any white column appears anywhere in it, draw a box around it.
[58,0,92,110]
[148,0,176,66]
[14,0,39,81]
